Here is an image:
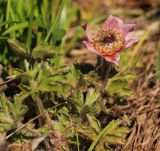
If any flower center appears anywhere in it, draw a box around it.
[100,34,115,44]
[92,29,125,56]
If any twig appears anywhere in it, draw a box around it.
[0,78,17,86]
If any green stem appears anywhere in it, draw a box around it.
[76,130,80,151]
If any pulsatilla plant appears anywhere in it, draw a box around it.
[0,15,137,151]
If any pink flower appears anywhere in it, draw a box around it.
[82,15,138,65]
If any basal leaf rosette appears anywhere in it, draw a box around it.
[82,15,138,65]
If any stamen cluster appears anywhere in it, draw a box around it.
[92,29,125,56]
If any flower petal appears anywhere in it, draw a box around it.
[123,24,136,34]
[104,53,120,65]
[82,24,93,42]
[103,15,124,31]
[123,24,136,41]
[124,39,138,48]
[124,32,134,42]
[83,41,101,56]
[83,41,120,65]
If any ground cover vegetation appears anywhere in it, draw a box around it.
[0,0,160,150]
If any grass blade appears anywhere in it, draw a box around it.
[2,22,28,35]
[26,0,34,50]
[6,0,11,28]
[44,1,64,43]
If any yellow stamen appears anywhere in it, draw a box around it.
[92,28,125,56]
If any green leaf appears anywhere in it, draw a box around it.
[106,79,133,97]
[0,113,13,124]
[102,135,126,144]
[77,125,97,140]
[71,65,80,80]
[0,123,15,132]
[111,127,128,136]
[88,120,128,151]
[85,88,99,106]
[7,39,28,56]
[80,105,90,120]
[44,1,64,43]
[0,94,10,117]
[26,0,34,49]
[95,139,111,151]
[19,84,32,92]
[65,65,80,87]
[31,45,57,59]
[52,28,66,41]
[66,72,77,87]
[16,72,33,80]
[99,99,110,114]
[14,91,31,102]
[0,21,18,27]
[106,72,135,97]
[11,96,28,119]
[87,114,101,133]
[73,91,84,112]
[2,22,28,35]
[0,94,27,132]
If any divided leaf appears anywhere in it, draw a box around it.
[106,72,135,97]
[87,114,101,133]
[0,94,28,132]
[85,88,100,106]
[89,120,128,151]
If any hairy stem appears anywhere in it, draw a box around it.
[96,57,112,87]
[34,96,51,127]
[102,61,112,88]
